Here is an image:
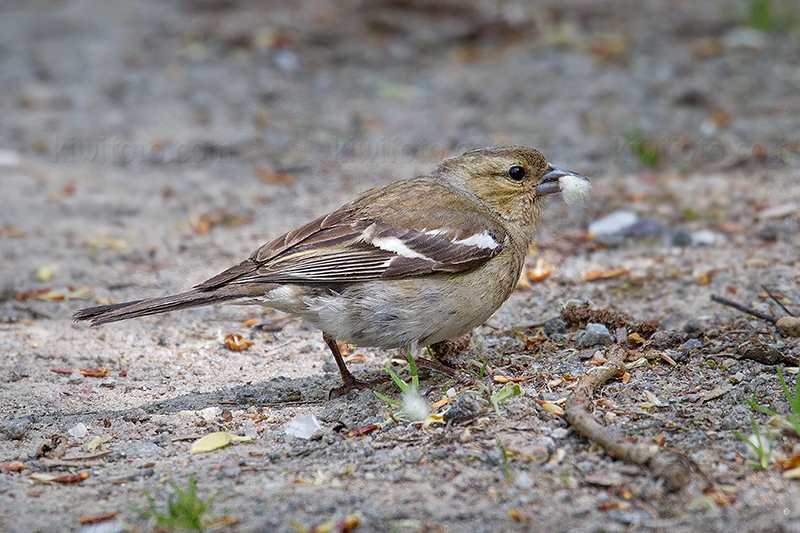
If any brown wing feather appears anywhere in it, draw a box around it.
[195,179,508,289]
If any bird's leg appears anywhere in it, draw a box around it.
[323,332,386,399]
[416,334,477,385]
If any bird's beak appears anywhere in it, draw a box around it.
[535,164,589,195]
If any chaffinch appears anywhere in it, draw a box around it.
[75,146,589,397]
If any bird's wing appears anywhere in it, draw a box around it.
[195,207,507,289]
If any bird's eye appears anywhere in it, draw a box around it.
[508,165,526,181]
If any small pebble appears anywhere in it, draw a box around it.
[682,318,701,334]
[544,317,566,335]
[629,218,665,239]
[588,210,638,246]
[680,338,703,351]
[200,406,222,421]
[443,393,483,425]
[671,227,692,247]
[68,422,88,439]
[776,317,800,338]
[575,323,613,347]
[691,230,717,246]
[757,224,778,242]
[513,471,535,489]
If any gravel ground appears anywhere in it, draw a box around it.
[1,0,800,531]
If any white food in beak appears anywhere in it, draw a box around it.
[559,174,591,205]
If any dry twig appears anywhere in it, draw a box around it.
[564,344,692,491]
[710,294,777,324]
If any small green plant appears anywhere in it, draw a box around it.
[746,0,798,33]
[625,129,660,168]
[744,367,800,437]
[732,366,800,470]
[495,437,513,482]
[732,414,773,470]
[373,353,430,422]
[134,474,221,531]
[373,352,419,407]
[490,382,522,415]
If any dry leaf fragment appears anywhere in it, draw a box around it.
[534,399,565,416]
[588,33,627,61]
[627,332,645,346]
[86,436,104,452]
[255,167,296,186]
[79,511,119,525]
[508,508,532,522]
[223,334,252,351]
[0,225,26,238]
[30,472,89,483]
[423,412,445,427]
[53,472,89,484]
[526,258,553,283]
[80,368,109,378]
[430,396,453,410]
[780,455,800,471]
[784,466,800,479]
[347,424,380,438]
[1,461,25,472]
[240,318,258,327]
[35,263,58,282]
[190,431,252,454]
[50,368,109,378]
[494,375,537,383]
[28,473,57,483]
[585,268,631,281]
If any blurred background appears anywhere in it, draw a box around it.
[1,0,799,303]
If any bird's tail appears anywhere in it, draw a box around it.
[74,288,247,326]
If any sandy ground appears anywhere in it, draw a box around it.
[1,0,800,531]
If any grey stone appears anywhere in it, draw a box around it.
[575,323,613,347]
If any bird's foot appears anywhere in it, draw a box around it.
[414,357,476,385]
[328,375,390,400]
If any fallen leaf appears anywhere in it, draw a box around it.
[240,318,258,327]
[223,334,252,351]
[423,413,445,427]
[585,268,631,281]
[190,431,252,454]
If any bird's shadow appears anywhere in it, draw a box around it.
[8,372,381,431]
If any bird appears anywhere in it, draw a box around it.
[74,146,590,397]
